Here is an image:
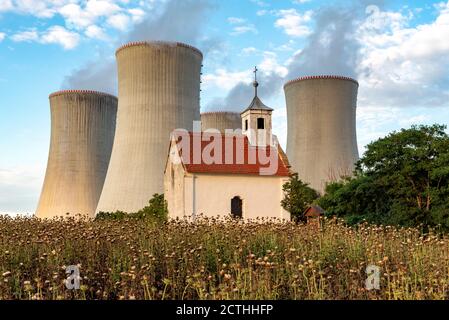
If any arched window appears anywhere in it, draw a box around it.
[231,196,243,219]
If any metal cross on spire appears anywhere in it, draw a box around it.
[253,66,259,97]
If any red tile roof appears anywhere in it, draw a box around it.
[171,132,291,177]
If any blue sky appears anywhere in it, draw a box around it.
[1,0,449,214]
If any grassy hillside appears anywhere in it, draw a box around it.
[1,215,448,300]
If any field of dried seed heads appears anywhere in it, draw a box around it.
[1,215,449,300]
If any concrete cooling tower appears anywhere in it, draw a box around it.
[96,41,202,214]
[284,75,359,194]
[201,111,241,133]
[35,90,117,219]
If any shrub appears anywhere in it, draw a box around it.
[96,194,168,223]
[135,193,168,223]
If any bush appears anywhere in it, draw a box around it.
[95,211,127,220]
[135,193,168,223]
[96,193,168,223]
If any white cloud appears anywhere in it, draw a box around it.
[128,7,145,23]
[59,1,122,29]
[11,29,39,42]
[0,0,13,11]
[231,24,258,35]
[203,51,288,93]
[0,0,115,18]
[3,0,145,49]
[11,26,80,49]
[398,114,431,127]
[0,32,5,42]
[227,16,258,36]
[85,25,107,40]
[107,13,131,31]
[275,9,312,37]
[274,39,296,52]
[241,47,258,55]
[356,3,449,109]
[1,0,144,38]
[259,51,288,78]
[85,0,121,17]
[0,0,60,18]
[40,26,80,49]
[228,17,245,24]
[250,0,269,7]
[356,106,439,155]
[59,4,92,28]
[203,69,253,90]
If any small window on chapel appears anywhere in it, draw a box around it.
[257,118,265,129]
[245,119,248,131]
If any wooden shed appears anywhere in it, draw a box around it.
[303,205,325,226]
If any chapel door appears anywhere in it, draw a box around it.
[231,196,242,219]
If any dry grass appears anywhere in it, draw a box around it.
[1,215,449,300]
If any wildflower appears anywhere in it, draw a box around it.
[2,271,11,277]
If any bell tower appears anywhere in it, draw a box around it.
[241,66,274,146]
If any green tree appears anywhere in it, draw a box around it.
[281,173,319,222]
[318,124,449,230]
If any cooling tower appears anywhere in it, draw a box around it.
[96,41,202,213]
[35,90,117,219]
[284,75,359,193]
[201,111,241,133]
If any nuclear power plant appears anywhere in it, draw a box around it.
[284,75,359,193]
[35,90,117,218]
[96,41,203,214]
[201,111,241,133]
[35,40,361,219]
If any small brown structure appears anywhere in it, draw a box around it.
[303,205,325,226]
